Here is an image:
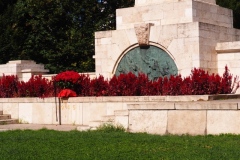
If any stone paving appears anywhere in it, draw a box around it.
[0,124,79,132]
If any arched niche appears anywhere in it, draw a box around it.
[115,45,178,80]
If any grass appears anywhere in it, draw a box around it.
[0,129,240,160]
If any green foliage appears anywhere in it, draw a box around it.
[216,0,240,29]
[96,123,126,133]
[1,130,240,159]
[1,0,239,74]
[0,0,134,73]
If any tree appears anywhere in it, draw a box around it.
[2,0,239,74]
[216,0,240,29]
[0,0,134,73]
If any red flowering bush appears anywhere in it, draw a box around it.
[89,75,108,96]
[108,73,138,96]
[54,70,80,90]
[58,89,77,98]
[221,65,232,94]
[74,74,91,96]
[17,75,53,98]
[0,66,236,97]
[0,75,18,98]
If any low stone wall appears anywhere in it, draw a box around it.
[1,95,240,135]
[128,101,240,135]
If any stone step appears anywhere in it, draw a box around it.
[0,111,3,115]
[0,114,11,120]
[76,125,91,131]
[101,115,115,122]
[89,120,103,128]
[114,110,129,116]
[0,119,19,125]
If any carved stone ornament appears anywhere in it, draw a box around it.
[134,23,152,47]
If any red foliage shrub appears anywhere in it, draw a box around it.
[190,68,209,95]
[135,73,153,96]
[89,75,108,96]
[180,76,192,95]
[0,66,235,97]
[75,74,91,96]
[151,77,163,95]
[58,89,77,98]
[17,75,54,98]
[110,73,138,96]
[0,75,18,98]
[207,74,222,94]
[108,75,120,96]
[220,65,232,94]
[168,75,183,95]
[54,70,80,90]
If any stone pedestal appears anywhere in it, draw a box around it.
[94,0,240,79]
[135,0,216,6]
[0,60,49,81]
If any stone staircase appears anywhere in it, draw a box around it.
[0,111,19,125]
[77,110,129,131]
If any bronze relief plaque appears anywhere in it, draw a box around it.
[115,46,178,80]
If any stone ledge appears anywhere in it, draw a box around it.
[0,95,239,103]
[165,95,210,101]
[128,103,175,110]
[165,94,240,102]
[208,94,240,100]
[216,41,240,53]
[114,110,128,116]
[175,102,238,110]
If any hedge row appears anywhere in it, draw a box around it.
[0,66,235,98]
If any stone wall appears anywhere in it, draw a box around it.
[0,60,49,81]
[216,41,240,77]
[128,101,240,135]
[1,95,240,135]
[94,0,240,79]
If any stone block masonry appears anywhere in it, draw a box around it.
[94,0,240,80]
[2,95,240,135]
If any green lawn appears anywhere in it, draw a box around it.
[0,129,240,160]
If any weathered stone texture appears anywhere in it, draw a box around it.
[167,110,206,135]
[207,111,240,134]
[129,110,168,134]
[134,23,151,46]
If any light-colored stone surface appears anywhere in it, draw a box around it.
[59,103,83,125]
[175,102,238,110]
[19,103,33,124]
[1,97,240,135]
[129,110,167,134]
[3,103,19,119]
[216,41,240,53]
[0,124,78,131]
[106,103,123,115]
[167,110,206,135]
[82,103,107,125]
[216,41,240,94]
[114,110,129,116]
[115,115,129,129]
[207,111,240,134]
[128,103,175,110]
[135,0,215,6]
[32,103,56,124]
[165,95,210,102]
[134,23,151,46]
[0,60,49,81]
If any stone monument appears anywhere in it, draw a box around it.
[94,0,240,80]
[0,60,49,81]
